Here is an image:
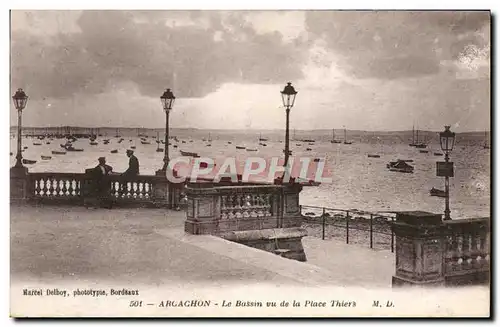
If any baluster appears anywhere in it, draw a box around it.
[145,182,150,198]
[46,178,53,197]
[447,232,459,273]
[62,179,69,196]
[221,195,228,219]
[137,182,143,198]
[462,231,472,268]
[34,179,40,196]
[68,179,75,196]
[231,195,238,218]
[456,233,464,269]
[39,179,46,196]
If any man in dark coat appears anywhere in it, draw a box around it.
[91,157,113,208]
[122,149,139,177]
[120,150,140,194]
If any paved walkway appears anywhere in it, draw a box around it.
[11,204,394,288]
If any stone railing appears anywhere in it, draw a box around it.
[443,218,490,285]
[184,182,307,261]
[10,168,183,209]
[391,211,490,287]
[184,183,303,235]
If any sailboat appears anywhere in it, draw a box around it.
[156,132,163,152]
[259,133,268,142]
[206,133,212,147]
[410,125,427,148]
[483,131,490,149]
[330,129,341,143]
[343,128,352,145]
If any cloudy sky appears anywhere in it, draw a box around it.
[10,10,490,131]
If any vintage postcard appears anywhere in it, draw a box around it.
[9,10,491,317]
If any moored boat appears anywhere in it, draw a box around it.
[180,150,200,158]
[434,152,443,156]
[110,149,118,154]
[22,159,37,165]
[387,159,414,173]
[368,154,381,158]
[236,146,246,149]
[52,150,66,155]
[41,155,52,160]
[430,187,447,197]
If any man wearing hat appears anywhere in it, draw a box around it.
[122,149,139,177]
[92,157,113,208]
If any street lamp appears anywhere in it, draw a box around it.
[12,88,28,168]
[158,88,175,173]
[439,125,456,221]
[280,82,297,167]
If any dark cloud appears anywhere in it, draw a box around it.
[305,11,490,80]
[11,11,306,100]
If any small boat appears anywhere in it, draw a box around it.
[430,187,447,198]
[33,142,42,146]
[41,155,52,160]
[173,145,178,148]
[236,146,246,150]
[189,140,194,143]
[259,143,267,147]
[434,152,443,156]
[180,150,200,158]
[131,146,136,149]
[246,148,258,152]
[258,133,268,142]
[23,146,28,149]
[141,141,150,145]
[206,144,212,147]
[182,141,186,144]
[22,159,37,165]
[52,150,66,155]
[46,141,51,144]
[156,148,163,152]
[227,141,232,144]
[110,150,118,154]
[419,150,429,153]
[90,142,98,145]
[330,129,341,143]
[302,139,315,143]
[306,148,312,151]
[387,160,414,173]
[308,143,314,145]
[367,154,381,158]
[156,140,161,144]
[66,147,84,152]
[296,143,301,146]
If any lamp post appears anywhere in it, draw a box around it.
[280,82,297,167]
[12,88,28,168]
[438,125,456,221]
[158,88,175,173]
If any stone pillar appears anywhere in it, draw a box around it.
[152,176,170,208]
[184,187,219,235]
[281,183,303,228]
[10,166,30,204]
[392,211,445,287]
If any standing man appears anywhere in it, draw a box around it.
[92,157,113,208]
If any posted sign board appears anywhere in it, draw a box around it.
[436,161,454,177]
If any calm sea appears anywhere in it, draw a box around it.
[10,129,490,219]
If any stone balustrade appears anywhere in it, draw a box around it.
[184,181,307,261]
[10,167,183,208]
[391,211,490,287]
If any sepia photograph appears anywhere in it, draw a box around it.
[8,8,491,318]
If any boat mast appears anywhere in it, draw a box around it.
[412,124,415,144]
[332,129,335,141]
[344,128,347,142]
